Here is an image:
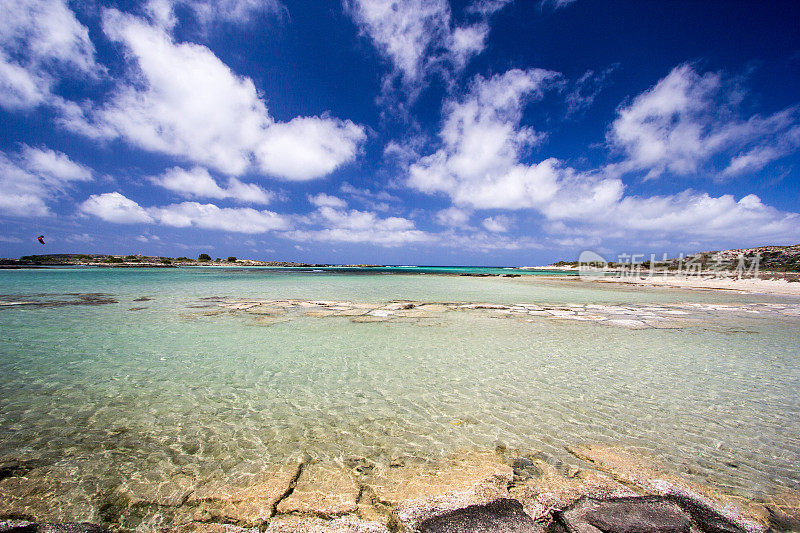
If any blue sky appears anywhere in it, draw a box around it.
[1,0,799,265]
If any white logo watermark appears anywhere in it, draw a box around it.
[577,251,761,280]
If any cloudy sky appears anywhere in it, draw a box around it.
[2,0,799,265]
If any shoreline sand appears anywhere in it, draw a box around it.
[512,273,800,297]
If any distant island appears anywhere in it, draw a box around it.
[0,253,382,269]
[3,244,799,273]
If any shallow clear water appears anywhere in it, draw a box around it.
[1,267,799,526]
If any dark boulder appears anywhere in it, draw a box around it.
[550,496,751,533]
[418,498,545,533]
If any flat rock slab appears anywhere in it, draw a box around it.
[763,489,800,531]
[305,310,337,317]
[265,516,389,532]
[350,316,389,323]
[417,498,544,533]
[246,307,286,315]
[566,446,769,533]
[552,496,692,533]
[0,523,111,533]
[509,458,637,520]
[188,462,301,527]
[115,471,196,507]
[0,467,98,524]
[158,523,256,533]
[361,450,513,529]
[276,464,359,516]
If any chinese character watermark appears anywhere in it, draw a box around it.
[578,251,760,280]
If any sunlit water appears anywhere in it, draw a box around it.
[1,267,799,527]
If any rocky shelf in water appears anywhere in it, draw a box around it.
[1,444,799,532]
[175,297,800,331]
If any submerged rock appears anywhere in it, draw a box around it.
[305,310,337,318]
[158,522,255,533]
[188,461,302,527]
[265,516,388,532]
[0,466,98,524]
[0,521,111,533]
[414,304,450,313]
[251,316,291,326]
[393,310,433,318]
[763,489,800,531]
[276,463,359,516]
[360,450,513,530]
[331,309,367,317]
[509,458,637,520]
[114,471,196,507]
[567,445,770,533]
[350,316,389,323]
[245,307,286,315]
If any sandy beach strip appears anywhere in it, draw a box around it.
[513,272,800,297]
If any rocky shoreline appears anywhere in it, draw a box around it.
[2,445,798,532]
[178,297,800,332]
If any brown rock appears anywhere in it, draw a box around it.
[252,316,291,326]
[350,316,389,323]
[0,467,98,523]
[305,310,337,318]
[246,307,286,315]
[567,445,770,533]
[188,462,301,527]
[331,310,367,317]
[361,450,513,529]
[414,304,450,312]
[276,464,359,516]
[509,459,638,519]
[764,489,800,530]
[392,310,433,318]
[265,516,389,532]
[553,496,693,533]
[115,472,196,507]
[158,522,256,533]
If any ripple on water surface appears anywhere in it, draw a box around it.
[0,268,799,529]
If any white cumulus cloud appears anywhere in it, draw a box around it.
[61,10,365,181]
[435,206,471,227]
[288,205,432,246]
[345,0,508,100]
[0,0,98,110]
[407,68,571,209]
[150,166,273,204]
[80,192,289,233]
[149,202,288,233]
[145,0,284,31]
[404,66,800,249]
[80,192,154,224]
[607,64,800,180]
[0,145,93,217]
[482,215,512,232]
[308,193,347,209]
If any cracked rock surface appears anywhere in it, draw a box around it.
[2,447,798,532]
[276,463,359,517]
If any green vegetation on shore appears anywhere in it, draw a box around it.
[553,244,800,272]
[3,253,337,268]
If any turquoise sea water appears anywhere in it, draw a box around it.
[1,267,799,527]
